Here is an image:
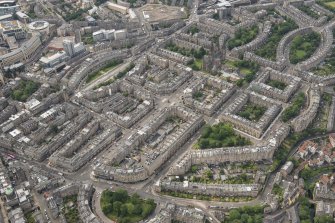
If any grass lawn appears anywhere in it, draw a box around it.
[289,32,321,64]
[194,59,203,69]
[240,68,253,75]
[295,50,307,59]
[86,60,123,83]
[325,1,335,8]
[224,60,237,69]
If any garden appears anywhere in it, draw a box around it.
[289,32,321,64]
[281,92,306,122]
[255,18,298,60]
[224,60,259,86]
[266,79,287,90]
[165,42,207,71]
[11,80,40,102]
[237,103,267,122]
[62,195,81,223]
[225,206,264,223]
[100,189,156,223]
[227,25,259,50]
[196,123,251,149]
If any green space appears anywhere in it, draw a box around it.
[86,59,123,83]
[11,80,40,102]
[266,79,287,90]
[312,93,332,131]
[196,123,251,149]
[289,32,321,64]
[225,206,264,223]
[227,25,259,50]
[165,42,207,71]
[93,63,135,90]
[281,92,306,122]
[298,197,315,223]
[224,174,254,184]
[212,13,220,20]
[255,18,298,60]
[188,25,199,35]
[165,42,207,59]
[315,215,335,223]
[325,1,335,8]
[100,189,156,223]
[64,8,88,21]
[317,0,335,12]
[272,184,284,203]
[269,127,326,172]
[193,91,204,101]
[237,103,267,122]
[224,60,260,86]
[82,34,94,45]
[312,43,335,76]
[161,190,253,202]
[62,195,81,223]
[300,165,335,197]
[297,5,320,19]
[25,211,35,223]
[188,58,204,71]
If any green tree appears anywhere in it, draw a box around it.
[314,215,335,223]
[113,201,122,216]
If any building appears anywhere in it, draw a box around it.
[92,29,115,42]
[0,32,42,68]
[63,40,86,58]
[0,20,25,39]
[107,2,128,14]
[113,29,127,40]
[28,21,50,37]
[0,0,19,16]
[39,51,68,68]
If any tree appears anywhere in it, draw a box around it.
[113,201,122,216]
[132,204,142,215]
[120,204,128,217]
[229,209,241,220]
[314,215,335,223]
[113,189,128,202]
[102,203,113,214]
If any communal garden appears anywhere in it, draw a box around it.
[255,18,298,60]
[196,123,251,149]
[281,92,306,122]
[62,195,81,223]
[237,103,267,122]
[165,42,207,71]
[297,5,320,19]
[312,31,335,76]
[225,206,264,223]
[227,25,259,50]
[224,60,260,86]
[11,80,40,102]
[289,32,321,64]
[100,189,156,223]
[266,79,287,90]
